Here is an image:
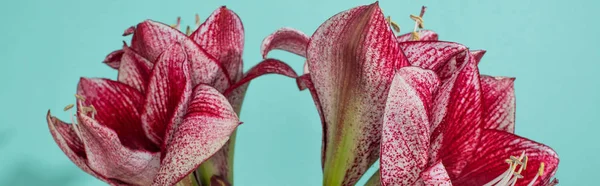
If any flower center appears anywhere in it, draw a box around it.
[170,14,201,36]
[385,6,427,40]
[63,94,94,139]
[409,6,427,41]
[483,151,547,186]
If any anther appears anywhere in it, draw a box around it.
[64,104,74,111]
[195,14,201,27]
[186,26,191,36]
[410,14,424,28]
[171,17,181,30]
[386,16,401,33]
[75,94,85,101]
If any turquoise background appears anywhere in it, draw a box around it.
[0,0,597,185]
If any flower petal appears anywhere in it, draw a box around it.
[381,67,439,186]
[223,58,298,96]
[296,74,327,168]
[454,129,559,186]
[76,78,157,152]
[152,84,239,186]
[190,6,244,82]
[480,75,516,133]
[306,3,408,185]
[47,111,107,181]
[131,20,231,89]
[428,51,483,178]
[418,162,452,186]
[260,27,310,58]
[117,45,153,93]
[471,50,486,65]
[103,49,124,69]
[399,41,467,72]
[396,30,439,42]
[130,20,187,62]
[78,114,160,186]
[140,43,193,149]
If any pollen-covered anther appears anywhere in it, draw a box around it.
[410,14,424,29]
[186,26,192,36]
[171,17,181,30]
[74,94,85,101]
[385,16,401,33]
[195,14,201,27]
[63,104,74,111]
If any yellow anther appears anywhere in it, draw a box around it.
[386,16,401,33]
[538,162,545,176]
[171,17,181,30]
[195,14,201,27]
[410,14,424,28]
[64,104,74,111]
[186,26,191,36]
[75,94,85,101]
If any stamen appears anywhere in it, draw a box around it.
[410,14,424,28]
[171,17,181,30]
[195,14,201,27]
[538,162,545,176]
[74,94,85,101]
[385,16,401,33]
[63,104,74,111]
[409,6,427,41]
[186,26,191,36]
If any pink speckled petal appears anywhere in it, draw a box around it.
[480,75,516,133]
[47,111,111,183]
[428,51,483,178]
[306,3,408,185]
[76,78,157,152]
[190,6,245,82]
[152,84,239,186]
[260,27,310,58]
[130,20,230,90]
[399,41,467,72]
[471,50,486,65]
[103,49,124,69]
[77,114,160,186]
[396,30,439,42]
[381,67,439,186]
[117,45,153,93]
[141,43,193,149]
[223,58,297,96]
[454,130,559,186]
[418,162,452,186]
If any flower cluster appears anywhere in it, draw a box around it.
[47,3,559,186]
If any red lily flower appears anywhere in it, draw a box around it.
[261,3,558,186]
[48,43,240,186]
[262,3,408,185]
[375,65,558,185]
[50,6,296,186]
[105,6,297,184]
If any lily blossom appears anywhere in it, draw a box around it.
[261,2,559,185]
[262,2,409,185]
[103,6,297,185]
[48,43,241,186]
[373,65,558,186]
